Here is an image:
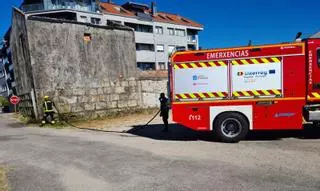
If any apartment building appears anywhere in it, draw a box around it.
[0,59,8,97]
[97,2,203,71]
[0,29,15,97]
[19,0,203,71]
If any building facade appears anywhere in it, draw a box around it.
[0,29,15,97]
[19,0,203,71]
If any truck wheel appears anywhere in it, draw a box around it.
[214,112,249,143]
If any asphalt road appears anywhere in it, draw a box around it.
[0,114,320,191]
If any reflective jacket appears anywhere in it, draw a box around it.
[43,100,55,113]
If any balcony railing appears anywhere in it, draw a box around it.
[21,2,97,13]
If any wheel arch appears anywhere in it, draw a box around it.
[209,105,253,131]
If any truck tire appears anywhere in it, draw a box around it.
[213,112,249,143]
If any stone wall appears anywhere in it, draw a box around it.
[10,9,34,95]
[140,79,168,108]
[10,9,169,120]
[37,78,168,119]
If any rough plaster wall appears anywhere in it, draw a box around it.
[10,9,34,95]
[26,19,137,91]
[24,19,139,118]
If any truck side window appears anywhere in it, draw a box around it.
[318,49,320,68]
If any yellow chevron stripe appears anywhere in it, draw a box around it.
[207,92,215,98]
[189,93,197,99]
[242,91,251,96]
[241,59,250,65]
[208,61,216,67]
[175,95,179,99]
[199,62,208,67]
[180,63,189,69]
[272,89,281,95]
[312,92,320,98]
[190,63,198,68]
[261,58,270,64]
[217,92,225,97]
[180,94,188,99]
[232,60,239,65]
[251,59,260,64]
[218,61,227,66]
[271,57,281,63]
[174,65,180,69]
[262,90,271,96]
[198,93,206,98]
[252,90,260,96]
[233,92,240,97]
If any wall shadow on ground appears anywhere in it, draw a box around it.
[127,123,320,142]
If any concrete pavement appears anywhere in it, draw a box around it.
[0,114,320,191]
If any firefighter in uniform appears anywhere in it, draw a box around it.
[42,96,56,125]
[159,93,169,132]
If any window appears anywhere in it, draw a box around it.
[0,70,4,78]
[137,62,156,71]
[136,24,153,33]
[155,26,163,34]
[0,85,6,92]
[124,22,137,29]
[136,43,154,51]
[156,44,164,52]
[79,15,87,23]
[175,29,186,36]
[91,17,101,25]
[176,46,186,51]
[168,45,175,54]
[158,62,166,70]
[108,20,122,25]
[84,33,92,43]
[317,49,320,68]
[168,28,174,36]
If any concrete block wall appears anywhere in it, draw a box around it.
[36,78,143,119]
[139,79,168,108]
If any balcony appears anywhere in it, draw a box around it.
[187,35,197,44]
[136,50,156,63]
[135,32,154,44]
[21,2,97,13]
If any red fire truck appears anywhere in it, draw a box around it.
[169,37,320,142]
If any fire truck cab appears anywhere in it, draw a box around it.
[169,37,320,142]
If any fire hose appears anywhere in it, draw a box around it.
[54,108,161,134]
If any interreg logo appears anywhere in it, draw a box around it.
[238,70,276,78]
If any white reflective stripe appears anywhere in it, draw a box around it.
[44,101,48,110]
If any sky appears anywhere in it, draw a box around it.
[1,0,320,48]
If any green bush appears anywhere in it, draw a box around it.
[0,96,9,107]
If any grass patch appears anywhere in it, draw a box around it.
[0,167,9,191]
[39,121,71,129]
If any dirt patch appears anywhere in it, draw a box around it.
[0,167,9,191]
[71,109,165,130]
